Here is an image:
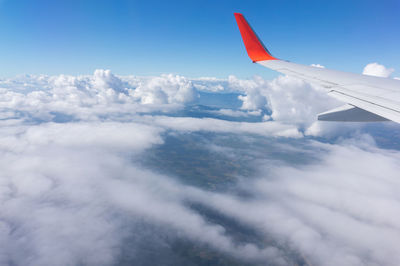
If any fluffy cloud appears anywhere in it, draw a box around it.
[0,71,346,137]
[192,77,228,92]
[227,75,268,110]
[0,70,399,265]
[0,121,290,265]
[0,70,198,122]
[0,69,395,141]
[189,137,400,266]
[227,74,343,134]
[362,62,395,78]
[2,117,397,266]
[311,64,325,68]
[131,74,197,104]
[0,121,162,265]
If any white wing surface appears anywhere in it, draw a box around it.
[234,13,400,123]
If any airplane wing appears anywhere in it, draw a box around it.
[234,13,400,123]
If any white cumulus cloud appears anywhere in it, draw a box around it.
[311,64,325,68]
[363,62,395,78]
[227,74,345,135]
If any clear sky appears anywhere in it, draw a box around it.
[0,0,399,78]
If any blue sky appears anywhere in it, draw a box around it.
[0,0,399,78]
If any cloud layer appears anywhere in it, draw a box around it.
[191,138,400,266]
[3,119,399,265]
[0,121,289,265]
[0,65,399,265]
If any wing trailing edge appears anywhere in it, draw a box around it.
[317,104,388,122]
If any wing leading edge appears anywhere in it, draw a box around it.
[234,13,400,123]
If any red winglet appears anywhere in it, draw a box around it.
[234,13,277,62]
